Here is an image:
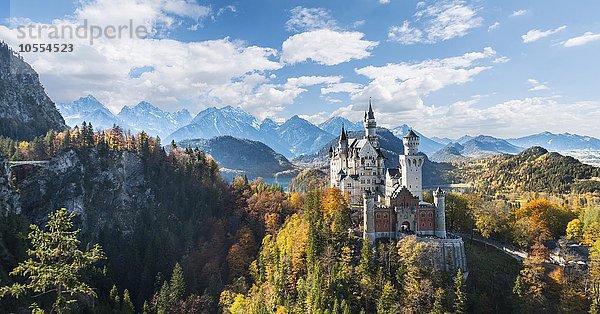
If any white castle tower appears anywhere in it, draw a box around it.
[399,129,424,200]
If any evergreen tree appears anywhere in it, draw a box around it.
[157,281,170,314]
[454,268,466,314]
[0,208,105,313]
[110,285,120,309]
[432,287,446,314]
[121,289,135,314]
[169,262,186,306]
[143,301,150,314]
[377,280,400,314]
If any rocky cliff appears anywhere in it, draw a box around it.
[0,42,66,140]
[11,149,150,239]
[0,156,20,216]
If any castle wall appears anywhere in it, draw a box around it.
[418,235,468,274]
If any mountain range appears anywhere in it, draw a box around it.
[55,94,600,166]
[430,135,523,162]
[507,131,600,151]
[57,96,192,139]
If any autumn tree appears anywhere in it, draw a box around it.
[0,208,105,313]
[513,238,549,313]
[397,236,435,312]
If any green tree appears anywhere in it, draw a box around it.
[110,285,120,309]
[169,262,186,305]
[157,281,170,314]
[377,280,400,314]
[0,208,105,313]
[431,287,446,314]
[454,268,466,314]
[122,289,135,314]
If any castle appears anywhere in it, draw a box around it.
[329,101,467,273]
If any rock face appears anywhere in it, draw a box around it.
[0,42,66,140]
[11,149,150,239]
[0,156,20,216]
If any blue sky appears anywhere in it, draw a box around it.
[1,0,600,138]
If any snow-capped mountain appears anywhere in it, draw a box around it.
[117,101,192,138]
[318,117,363,136]
[57,95,123,130]
[167,105,263,143]
[167,107,335,158]
[390,124,444,154]
[507,131,600,151]
[277,116,336,157]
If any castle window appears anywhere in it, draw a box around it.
[429,222,432,227]
[347,183,352,187]
[420,213,425,218]
[429,212,433,217]
[376,213,381,219]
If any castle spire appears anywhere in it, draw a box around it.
[367,97,375,119]
[339,125,347,141]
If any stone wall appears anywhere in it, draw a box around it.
[419,234,468,274]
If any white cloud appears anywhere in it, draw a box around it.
[492,56,510,64]
[353,20,366,28]
[299,111,329,124]
[321,82,363,95]
[349,47,498,116]
[423,97,600,138]
[0,0,301,119]
[379,0,391,4]
[521,25,566,43]
[510,9,528,17]
[281,29,378,65]
[285,6,338,32]
[162,0,211,20]
[388,0,483,45]
[527,79,549,91]
[388,21,424,45]
[488,22,500,32]
[284,76,342,89]
[216,5,236,17]
[562,32,600,47]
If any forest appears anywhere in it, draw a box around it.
[0,124,599,313]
